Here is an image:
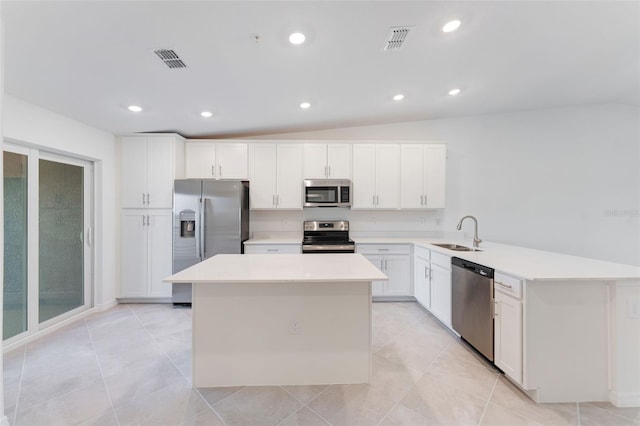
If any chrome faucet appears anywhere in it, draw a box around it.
[456,215,482,248]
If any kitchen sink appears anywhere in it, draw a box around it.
[432,243,482,252]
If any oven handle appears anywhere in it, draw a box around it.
[302,245,356,251]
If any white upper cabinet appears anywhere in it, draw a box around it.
[185,141,248,179]
[249,143,303,209]
[352,144,400,209]
[120,134,185,209]
[400,144,446,209]
[303,143,351,179]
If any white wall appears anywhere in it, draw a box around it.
[3,94,117,306]
[252,104,640,266]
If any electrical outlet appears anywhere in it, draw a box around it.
[290,319,301,334]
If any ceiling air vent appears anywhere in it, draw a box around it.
[154,49,187,69]
[383,26,414,51]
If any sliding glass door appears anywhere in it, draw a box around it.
[3,151,28,339]
[3,145,93,341]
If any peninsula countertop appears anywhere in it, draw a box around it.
[164,253,388,284]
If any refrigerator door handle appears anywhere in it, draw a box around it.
[201,197,208,259]
[198,198,204,261]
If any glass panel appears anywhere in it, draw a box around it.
[38,159,84,323]
[3,151,29,339]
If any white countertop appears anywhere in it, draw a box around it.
[242,236,640,281]
[164,253,388,283]
[366,238,640,281]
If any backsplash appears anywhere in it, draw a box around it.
[250,209,447,239]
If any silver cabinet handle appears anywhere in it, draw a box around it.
[142,215,146,226]
[376,195,380,206]
[372,195,376,206]
[211,165,215,176]
[420,194,423,205]
[425,266,428,279]
[142,193,145,205]
[496,281,513,289]
[219,165,222,177]
[324,165,328,177]
[378,248,390,252]
[493,300,499,318]
[272,195,276,206]
[146,193,150,204]
[277,195,280,206]
[267,248,278,252]
[423,194,427,206]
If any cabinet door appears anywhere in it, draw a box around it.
[147,211,173,297]
[120,212,148,297]
[495,291,523,384]
[121,137,148,208]
[249,144,277,209]
[383,255,411,296]
[276,144,303,209]
[430,263,452,326]
[400,144,424,209]
[147,136,175,208]
[424,145,446,208]
[327,144,351,179]
[414,256,431,308]
[303,143,328,179]
[363,254,385,296]
[374,144,400,209]
[217,143,248,179]
[352,144,376,209]
[185,142,216,178]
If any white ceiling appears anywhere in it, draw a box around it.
[3,1,639,138]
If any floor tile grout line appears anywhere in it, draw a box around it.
[9,345,27,426]
[476,375,500,425]
[127,304,227,424]
[127,304,192,387]
[192,387,231,426]
[375,335,456,426]
[84,315,122,426]
[279,384,334,425]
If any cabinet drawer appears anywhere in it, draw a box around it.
[414,245,430,260]
[244,244,301,254]
[494,272,523,299]
[430,251,451,269]
[357,244,411,255]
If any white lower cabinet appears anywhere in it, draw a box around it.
[357,244,411,297]
[413,246,431,308]
[244,244,301,254]
[427,251,452,327]
[494,271,524,384]
[120,210,173,298]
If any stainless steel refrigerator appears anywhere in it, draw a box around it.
[172,180,249,305]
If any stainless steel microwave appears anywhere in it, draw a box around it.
[303,179,352,208]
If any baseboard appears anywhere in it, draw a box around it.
[609,390,640,407]
[116,297,172,304]
[96,299,118,311]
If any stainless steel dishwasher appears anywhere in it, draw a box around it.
[451,257,495,361]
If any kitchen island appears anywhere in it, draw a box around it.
[164,253,387,388]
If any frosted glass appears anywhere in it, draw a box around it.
[3,152,28,340]
[38,159,84,323]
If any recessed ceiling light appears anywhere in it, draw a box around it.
[201,111,213,118]
[448,88,461,96]
[300,102,311,109]
[393,94,405,101]
[442,19,461,33]
[289,32,306,45]
[127,105,142,112]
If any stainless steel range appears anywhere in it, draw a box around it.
[302,220,355,254]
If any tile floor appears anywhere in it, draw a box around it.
[3,302,640,426]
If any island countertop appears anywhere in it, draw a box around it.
[164,253,388,284]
